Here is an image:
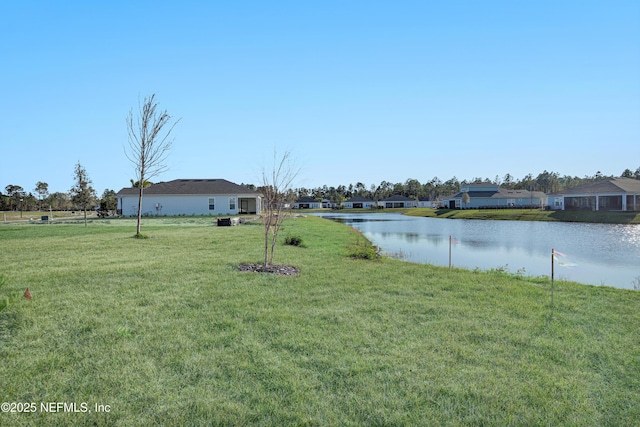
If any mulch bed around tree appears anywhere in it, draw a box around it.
[238,264,300,276]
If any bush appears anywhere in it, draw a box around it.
[348,237,381,260]
[284,235,303,247]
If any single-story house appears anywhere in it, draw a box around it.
[548,177,640,211]
[293,197,321,209]
[342,195,376,209]
[441,183,546,209]
[417,197,433,208]
[116,179,261,216]
[379,195,417,208]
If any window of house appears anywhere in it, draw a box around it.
[229,197,236,210]
[209,198,215,210]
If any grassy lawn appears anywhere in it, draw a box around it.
[1,217,638,426]
[403,208,640,224]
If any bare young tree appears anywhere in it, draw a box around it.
[125,93,180,236]
[261,150,299,267]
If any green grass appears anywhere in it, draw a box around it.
[1,217,638,426]
[404,208,640,223]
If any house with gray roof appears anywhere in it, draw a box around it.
[293,197,321,209]
[343,195,376,209]
[441,183,546,209]
[417,197,434,208]
[378,195,417,208]
[321,199,333,208]
[116,179,262,216]
[548,177,640,211]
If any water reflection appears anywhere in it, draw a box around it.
[320,215,398,223]
[313,212,640,289]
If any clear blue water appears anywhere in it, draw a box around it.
[313,213,640,289]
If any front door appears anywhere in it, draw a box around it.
[240,199,249,214]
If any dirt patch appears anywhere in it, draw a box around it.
[238,264,300,276]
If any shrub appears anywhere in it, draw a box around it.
[284,235,303,247]
[489,264,510,275]
[348,237,381,260]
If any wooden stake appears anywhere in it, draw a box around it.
[550,248,555,318]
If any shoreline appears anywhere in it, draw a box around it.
[3,207,639,226]
[311,207,640,224]
[310,211,640,290]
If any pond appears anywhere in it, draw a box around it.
[313,213,640,289]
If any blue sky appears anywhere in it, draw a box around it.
[1,1,639,196]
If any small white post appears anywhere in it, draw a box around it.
[551,248,555,318]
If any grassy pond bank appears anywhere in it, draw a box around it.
[403,207,640,224]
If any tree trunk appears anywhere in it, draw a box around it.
[136,185,143,235]
[269,227,276,265]
[263,214,271,266]
[269,207,283,265]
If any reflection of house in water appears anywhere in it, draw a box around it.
[441,183,546,209]
[549,177,640,211]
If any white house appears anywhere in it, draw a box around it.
[549,177,640,211]
[293,197,322,209]
[417,197,434,208]
[321,199,333,208]
[116,179,262,216]
[342,196,376,209]
[378,195,417,208]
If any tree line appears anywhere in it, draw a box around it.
[1,174,117,214]
[289,167,640,204]
[4,167,640,213]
